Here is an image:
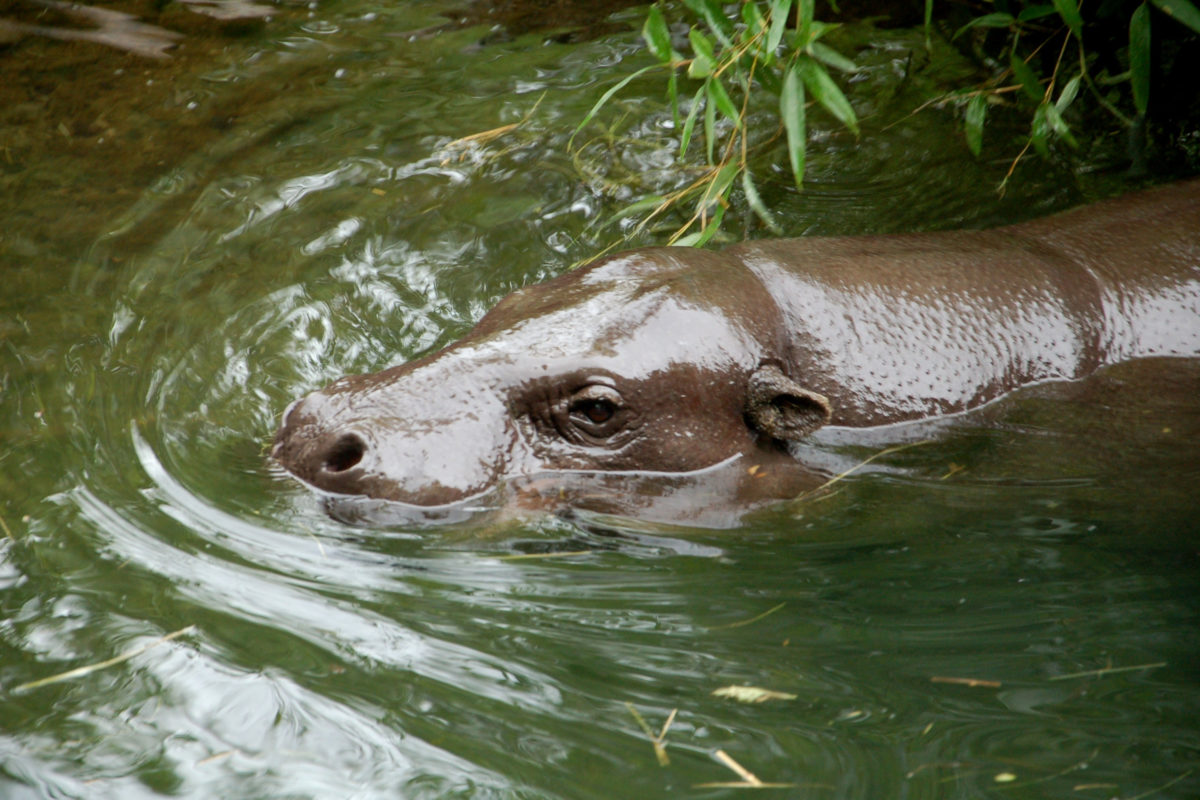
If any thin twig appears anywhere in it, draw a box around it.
[1048,662,1166,681]
[791,440,934,504]
[627,703,676,766]
[13,625,197,693]
[708,602,786,631]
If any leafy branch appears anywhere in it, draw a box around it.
[571,0,861,246]
[948,0,1200,189]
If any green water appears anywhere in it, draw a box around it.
[1,2,1198,798]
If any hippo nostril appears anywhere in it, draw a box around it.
[323,433,366,473]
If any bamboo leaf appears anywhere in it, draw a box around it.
[742,1,768,47]
[809,41,859,72]
[688,28,717,78]
[706,75,741,127]
[767,0,793,55]
[704,79,716,163]
[704,160,740,208]
[1053,0,1084,39]
[801,59,859,135]
[797,0,815,42]
[569,65,659,148]
[742,170,783,234]
[677,203,726,247]
[1043,103,1078,148]
[1030,104,1051,157]
[964,93,987,156]
[642,5,673,63]
[1010,53,1043,102]
[668,67,679,128]
[684,0,736,47]
[1130,3,1151,115]
[781,63,807,188]
[952,12,1015,39]
[1017,4,1058,21]
[1055,73,1081,112]
[1150,0,1200,34]
[604,195,668,228]
[679,85,704,158]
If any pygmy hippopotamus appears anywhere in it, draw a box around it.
[273,180,1200,525]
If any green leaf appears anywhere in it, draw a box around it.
[1042,102,1078,148]
[704,79,716,163]
[797,0,815,43]
[706,75,741,127]
[952,12,1015,39]
[677,203,726,247]
[1030,104,1051,157]
[1010,53,1043,102]
[688,28,717,78]
[742,2,768,44]
[1055,73,1081,112]
[1017,4,1058,21]
[679,85,704,158]
[806,19,838,43]
[1150,0,1200,34]
[668,67,679,128]
[1130,3,1151,115]
[781,63,807,188]
[642,5,673,63]
[704,160,740,207]
[801,59,859,135]
[767,0,794,55]
[964,93,987,156]
[684,0,736,47]
[1053,0,1084,39]
[604,195,668,228]
[809,41,858,72]
[569,64,659,149]
[742,171,783,234]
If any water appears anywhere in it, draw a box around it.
[1,2,1197,798]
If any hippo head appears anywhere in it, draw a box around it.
[272,248,831,524]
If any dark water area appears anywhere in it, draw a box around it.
[1,2,1198,798]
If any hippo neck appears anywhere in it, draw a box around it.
[729,182,1200,426]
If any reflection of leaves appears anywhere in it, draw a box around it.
[0,0,182,59]
[712,685,798,703]
[179,0,275,22]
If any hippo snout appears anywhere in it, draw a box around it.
[274,428,367,483]
[272,400,374,495]
[272,375,519,508]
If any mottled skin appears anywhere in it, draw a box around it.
[273,180,1200,521]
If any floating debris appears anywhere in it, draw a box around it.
[695,749,797,789]
[930,675,1003,689]
[1049,662,1166,681]
[626,703,676,767]
[712,686,798,704]
[12,625,197,693]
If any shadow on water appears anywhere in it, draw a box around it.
[1,1,1198,798]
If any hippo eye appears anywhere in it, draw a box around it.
[574,398,615,424]
[566,384,626,439]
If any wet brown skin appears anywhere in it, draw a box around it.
[273,180,1200,524]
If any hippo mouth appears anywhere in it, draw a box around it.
[314,486,509,528]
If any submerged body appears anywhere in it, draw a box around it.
[273,180,1200,524]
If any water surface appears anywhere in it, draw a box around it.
[1,2,1197,798]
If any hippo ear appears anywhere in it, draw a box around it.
[745,364,832,442]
